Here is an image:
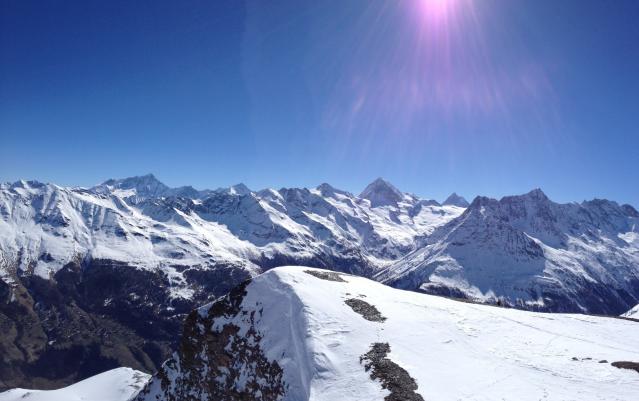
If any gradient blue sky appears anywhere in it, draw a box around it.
[1,0,638,205]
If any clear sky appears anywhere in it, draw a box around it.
[1,0,638,205]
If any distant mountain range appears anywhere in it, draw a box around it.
[377,188,639,314]
[0,174,637,389]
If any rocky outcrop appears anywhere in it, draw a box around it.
[136,280,285,401]
[360,343,424,401]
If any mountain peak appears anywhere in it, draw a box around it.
[97,174,170,197]
[524,188,549,201]
[443,192,469,207]
[316,183,338,197]
[498,188,550,206]
[10,179,46,190]
[316,183,351,198]
[359,178,403,207]
[229,183,251,196]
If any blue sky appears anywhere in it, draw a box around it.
[1,0,638,205]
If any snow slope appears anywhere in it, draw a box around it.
[0,368,150,401]
[623,304,639,318]
[139,266,639,401]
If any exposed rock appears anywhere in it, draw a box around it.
[344,298,386,322]
[135,279,285,401]
[304,270,347,282]
[611,361,639,374]
[360,343,424,401]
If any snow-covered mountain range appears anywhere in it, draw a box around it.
[136,267,639,401]
[0,175,464,283]
[376,189,639,314]
[1,174,638,390]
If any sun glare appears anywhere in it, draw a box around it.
[418,0,456,21]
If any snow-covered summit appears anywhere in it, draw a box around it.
[96,173,170,198]
[359,178,404,207]
[94,174,216,200]
[442,192,469,207]
[228,183,251,196]
[138,266,639,401]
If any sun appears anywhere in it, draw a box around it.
[417,0,457,21]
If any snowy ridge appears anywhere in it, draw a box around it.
[138,267,639,401]
[0,368,150,401]
[378,189,639,314]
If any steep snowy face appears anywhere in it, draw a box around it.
[378,189,639,314]
[359,178,404,207]
[442,192,469,207]
[138,267,639,401]
[0,368,150,401]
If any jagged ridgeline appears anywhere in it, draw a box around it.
[0,175,638,390]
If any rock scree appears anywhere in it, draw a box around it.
[345,298,387,322]
[360,342,425,401]
[611,361,639,374]
[304,270,347,282]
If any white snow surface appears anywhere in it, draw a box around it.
[146,266,639,401]
[0,368,150,401]
[623,304,639,318]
